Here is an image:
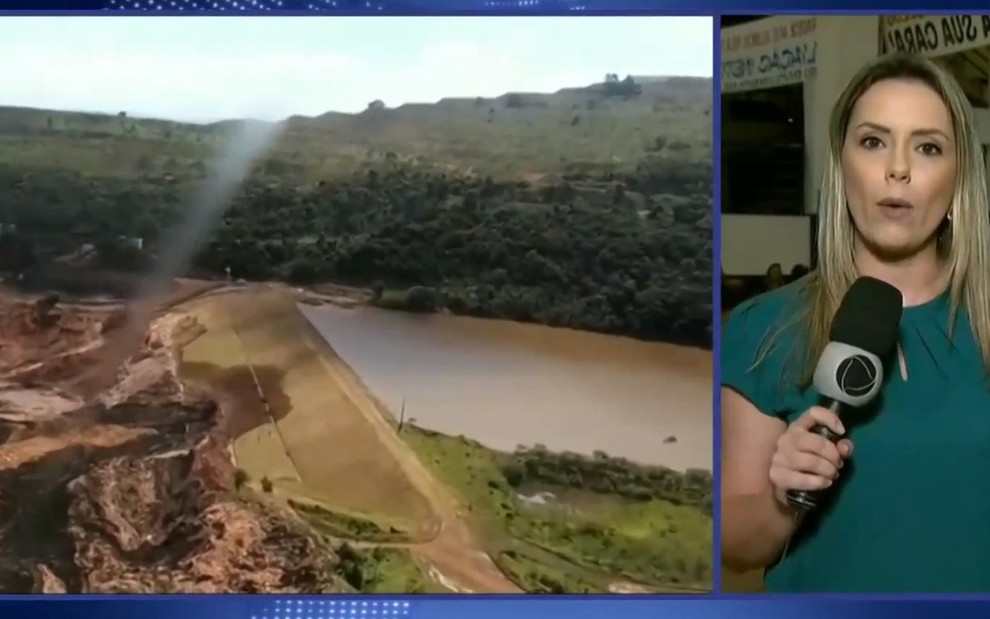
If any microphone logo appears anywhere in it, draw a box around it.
[835,354,878,397]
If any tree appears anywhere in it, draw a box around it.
[505,94,524,109]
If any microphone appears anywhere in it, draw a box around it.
[785,276,903,511]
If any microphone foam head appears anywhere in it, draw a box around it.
[830,276,903,358]
[811,277,903,407]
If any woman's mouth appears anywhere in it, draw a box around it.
[877,197,914,219]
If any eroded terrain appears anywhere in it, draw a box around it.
[0,286,346,593]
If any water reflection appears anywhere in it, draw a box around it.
[299,304,712,471]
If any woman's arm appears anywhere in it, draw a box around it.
[720,387,801,571]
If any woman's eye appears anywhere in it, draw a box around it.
[861,136,883,149]
[919,142,943,156]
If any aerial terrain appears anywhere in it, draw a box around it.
[0,74,714,593]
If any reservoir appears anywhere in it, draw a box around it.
[300,303,712,471]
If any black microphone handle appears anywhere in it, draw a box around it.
[785,400,844,511]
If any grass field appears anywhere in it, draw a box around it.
[400,426,712,592]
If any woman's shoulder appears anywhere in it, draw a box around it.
[722,279,811,416]
[724,278,807,339]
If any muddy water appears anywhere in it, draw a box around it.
[299,304,712,471]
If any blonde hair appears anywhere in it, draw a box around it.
[767,54,990,385]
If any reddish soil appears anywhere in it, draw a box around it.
[0,284,345,593]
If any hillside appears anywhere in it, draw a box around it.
[0,75,713,347]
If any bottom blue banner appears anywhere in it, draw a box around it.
[0,597,989,619]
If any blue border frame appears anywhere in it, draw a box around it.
[9,595,990,615]
[0,1,695,11]
[6,3,990,11]
[710,13,724,596]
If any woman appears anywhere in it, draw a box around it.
[765,262,786,291]
[721,53,990,592]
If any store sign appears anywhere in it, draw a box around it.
[881,14,990,56]
[721,16,818,93]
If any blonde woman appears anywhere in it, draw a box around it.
[721,54,990,592]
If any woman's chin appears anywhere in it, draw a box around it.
[863,234,929,261]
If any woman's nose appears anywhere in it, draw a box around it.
[886,149,911,183]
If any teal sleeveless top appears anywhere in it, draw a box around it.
[722,279,990,593]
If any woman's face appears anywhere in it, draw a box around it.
[841,78,958,259]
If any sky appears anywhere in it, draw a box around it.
[0,16,712,123]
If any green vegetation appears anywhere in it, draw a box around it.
[0,75,712,348]
[333,543,440,593]
[402,426,712,592]
[239,491,437,593]
[288,500,412,544]
[494,548,600,593]
[508,488,711,587]
[504,446,712,514]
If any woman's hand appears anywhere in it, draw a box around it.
[769,406,854,505]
